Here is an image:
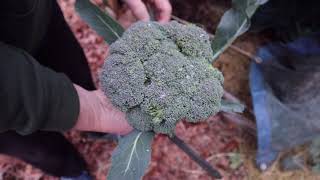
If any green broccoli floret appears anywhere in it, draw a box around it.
[100,21,224,134]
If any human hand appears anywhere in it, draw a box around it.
[73,84,133,135]
[123,0,172,23]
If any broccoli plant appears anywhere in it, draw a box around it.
[76,0,267,179]
[100,21,224,135]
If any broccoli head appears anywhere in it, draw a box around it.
[100,21,224,134]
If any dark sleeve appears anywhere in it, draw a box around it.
[0,42,80,135]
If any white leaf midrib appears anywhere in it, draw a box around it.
[124,132,143,174]
[96,14,121,39]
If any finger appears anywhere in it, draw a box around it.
[124,0,150,21]
[117,9,137,28]
[153,0,172,23]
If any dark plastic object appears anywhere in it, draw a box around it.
[61,171,93,180]
[250,33,320,169]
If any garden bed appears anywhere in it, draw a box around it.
[0,0,317,179]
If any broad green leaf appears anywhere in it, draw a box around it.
[211,0,268,62]
[228,153,243,169]
[75,0,124,44]
[220,99,245,113]
[107,130,155,180]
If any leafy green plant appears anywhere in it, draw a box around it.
[100,20,224,135]
[75,0,267,179]
[211,0,268,61]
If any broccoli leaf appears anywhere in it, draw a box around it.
[107,130,155,180]
[228,153,243,170]
[75,0,124,44]
[211,0,268,62]
[220,99,245,113]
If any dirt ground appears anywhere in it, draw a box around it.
[0,0,319,180]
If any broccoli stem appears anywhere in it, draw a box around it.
[169,134,222,179]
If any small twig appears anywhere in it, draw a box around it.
[223,90,241,103]
[171,15,262,63]
[180,168,204,175]
[229,45,262,63]
[221,112,257,137]
[206,152,244,162]
[223,91,254,114]
[171,15,191,25]
[175,166,205,175]
[208,33,262,64]
[169,135,222,179]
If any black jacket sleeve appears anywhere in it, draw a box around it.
[0,42,80,134]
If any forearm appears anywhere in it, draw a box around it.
[0,42,79,134]
[0,42,131,135]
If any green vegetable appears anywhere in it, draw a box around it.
[107,130,154,180]
[75,0,262,178]
[100,21,224,135]
[211,0,268,61]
